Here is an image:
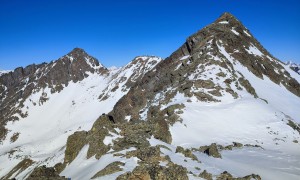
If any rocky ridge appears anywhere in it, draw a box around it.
[110,12,300,124]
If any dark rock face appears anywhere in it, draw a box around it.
[64,131,88,165]
[198,143,222,158]
[0,48,107,141]
[27,165,67,180]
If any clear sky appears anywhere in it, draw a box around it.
[0,0,300,70]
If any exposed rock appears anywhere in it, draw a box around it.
[126,146,163,163]
[176,146,199,161]
[117,163,188,180]
[53,163,65,174]
[1,159,34,179]
[239,174,262,180]
[86,114,114,159]
[198,143,222,158]
[287,120,300,135]
[117,165,151,180]
[199,170,213,180]
[233,142,243,148]
[217,171,233,180]
[152,119,172,144]
[238,77,258,98]
[244,144,263,149]
[10,132,20,143]
[62,114,114,171]
[27,165,67,180]
[91,161,125,179]
[216,171,261,180]
[64,131,88,165]
[113,122,151,151]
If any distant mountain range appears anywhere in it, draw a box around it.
[0,12,300,180]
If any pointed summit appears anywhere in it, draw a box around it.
[214,12,242,27]
[217,12,236,21]
[67,47,89,59]
[62,47,103,69]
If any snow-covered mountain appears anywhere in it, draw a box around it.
[1,12,300,180]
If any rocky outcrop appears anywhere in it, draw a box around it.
[216,171,261,180]
[64,131,88,165]
[199,170,213,180]
[91,161,125,179]
[59,114,114,172]
[125,146,167,164]
[117,163,188,180]
[175,146,199,161]
[198,143,222,158]
[27,165,67,180]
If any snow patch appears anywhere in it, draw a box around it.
[219,21,229,24]
[231,28,239,35]
[245,44,264,57]
[180,55,191,61]
[103,132,122,146]
[243,30,251,37]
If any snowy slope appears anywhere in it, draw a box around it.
[60,146,139,180]
[217,42,300,122]
[148,137,300,180]
[0,73,114,179]
[163,34,300,179]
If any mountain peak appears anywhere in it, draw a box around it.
[62,47,104,69]
[214,12,240,25]
[67,47,89,58]
[219,12,235,19]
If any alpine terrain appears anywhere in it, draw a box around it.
[0,13,300,180]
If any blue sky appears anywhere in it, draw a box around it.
[0,0,300,70]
